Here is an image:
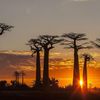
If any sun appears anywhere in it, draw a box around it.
[79,80,83,87]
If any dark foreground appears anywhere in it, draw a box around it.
[0,90,100,100]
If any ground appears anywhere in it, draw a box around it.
[0,90,100,100]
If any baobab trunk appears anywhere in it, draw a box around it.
[73,41,80,88]
[83,58,87,91]
[43,49,49,87]
[21,72,25,85]
[15,76,18,83]
[22,74,24,85]
[16,75,19,84]
[35,51,41,87]
[18,75,20,84]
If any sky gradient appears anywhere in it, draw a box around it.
[0,0,100,87]
[0,0,100,50]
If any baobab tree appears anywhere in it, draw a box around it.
[20,71,25,85]
[62,32,91,89]
[0,23,13,35]
[14,71,20,84]
[82,54,93,91]
[28,39,42,87]
[92,38,100,48]
[38,35,62,87]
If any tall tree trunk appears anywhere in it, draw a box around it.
[35,51,41,87]
[43,49,49,87]
[22,74,24,85]
[18,75,20,84]
[16,75,19,84]
[83,58,87,90]
[16,76,18,83]
[73,40,80,88]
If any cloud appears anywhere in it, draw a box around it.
[0,50,31,56]
[0,52,34,70]
[10,65,34,71]
[0,50,99,77]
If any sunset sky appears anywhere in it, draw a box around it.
[0,0,100,87]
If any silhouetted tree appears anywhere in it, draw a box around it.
[62,32,91,89]
[20,71,25,85]
[11,80,17,87]
[38,35,62,87]
[28,39,42,87]
[82,54,93,91]
[0,80,7,89]
[14,71,20,84]
[0,23,13,35]
[49,78,59,88]
[92,38,100,48]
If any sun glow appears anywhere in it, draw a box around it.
[79,80,83,88]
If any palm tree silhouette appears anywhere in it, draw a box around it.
[62,32,91,89]
[38,35,62,87]
[0,23,13,35]
[28,39,42,87]
[82,54,93,91]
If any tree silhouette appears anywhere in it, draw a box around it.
[14,71,20,84]
[0,23,13,35]
[38,35,62,87]
[0,80,7,89]
[92,38,100,48]
[62,32,91,89]
[82,54,93,91]
[11,80,17,87]
[20,71,25,85]
[28,39,42,87]
[49,78,59,88]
